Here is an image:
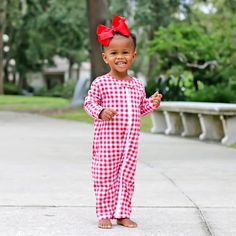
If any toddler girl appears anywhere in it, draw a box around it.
[84,15,162,229]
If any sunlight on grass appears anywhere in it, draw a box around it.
[0,95,70,110]
[229,143,236,149]
[0,95,153,133]
[140,115,152,132]
[49,107,94,124]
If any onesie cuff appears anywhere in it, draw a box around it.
[94,107,105,119]
[149,97,159,110]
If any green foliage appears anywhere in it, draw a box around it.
[5,0,88,90]
[149,23,218,70]
[132,0,187,77]
[188,85,236,103]
[36,0,88,63]
[107,0,131,18]
[4,0,236,104]
[35,79,77,99]
[145,79,158,98]
[135,0,183,30]
[34,85,62,97]
[106,0,185,77]
[148,18,236,102]
[61,80,77,98]
[145,74,186,101]
[4,83,20,95]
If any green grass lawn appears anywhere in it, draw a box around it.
[0,95,152,132]
[0,95,70,111]
[230,143,236,149]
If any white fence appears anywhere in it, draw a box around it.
[151,102,236,145]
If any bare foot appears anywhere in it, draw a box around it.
[98,219,112,229]
[117,218,138,228]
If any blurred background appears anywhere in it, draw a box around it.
[0,0,235,125]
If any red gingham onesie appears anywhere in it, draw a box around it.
[84,73,158,220]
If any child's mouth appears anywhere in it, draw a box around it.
[116,62,127,66]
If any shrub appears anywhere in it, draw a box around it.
[145,75,186,101]
[61,80,77,98]
[188,85,236,103]
[145,79,158,98]
[4,83,21,95]
[34,84,62,97]
[34,79,77,98]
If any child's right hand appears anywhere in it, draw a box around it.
[99,108,118,121]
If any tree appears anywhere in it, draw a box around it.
[35,0,88,78]
[98,0,184,78]
[5,0,88,91]
[0,0,6,94]
[134,0,185,79]
[5,0,49,90]
[148,20,236,102]
[149,23,220,87]
[86,0,109,82]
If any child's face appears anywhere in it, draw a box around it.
[102,34,136,77]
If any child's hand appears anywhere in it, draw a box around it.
[99,108,118,121]
[152,91,162,106]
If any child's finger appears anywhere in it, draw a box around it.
[103,113,111,120]
[152,92,158,97]
[110,109,118,116]
[107,110,114,116]
[153,91,161,98]
[155,94,162,101]
[104,109,118,120]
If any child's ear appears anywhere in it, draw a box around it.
[102,53,108,64]
[133,51,137,59]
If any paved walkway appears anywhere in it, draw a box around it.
[0,111,236,236]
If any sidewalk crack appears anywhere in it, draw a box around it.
[161,171,215,236]
[138,160,214,235]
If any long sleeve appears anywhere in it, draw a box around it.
[140,86,159,117]
[84,79,104,119]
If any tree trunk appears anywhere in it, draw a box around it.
[147,55,158,80]
[18,68,27,92]
[86,0,109,83]
[0,0,6,95]
[76,64,80,81]
[68,59,74,79]
[147,30,157,81]
[3,59,8,83]
[0,30,4,94]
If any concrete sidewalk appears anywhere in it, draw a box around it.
[0,111,236,236]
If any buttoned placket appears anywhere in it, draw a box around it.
[114,85,132,218]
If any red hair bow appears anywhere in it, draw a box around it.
[97,16,130,46]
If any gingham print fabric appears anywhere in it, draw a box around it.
[84,73,158,220]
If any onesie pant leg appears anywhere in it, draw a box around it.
[92,155,120,220]
[114,152,137,219]
[92,153,137,220]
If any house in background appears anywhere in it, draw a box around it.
[27,56,89,92]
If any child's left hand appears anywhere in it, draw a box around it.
[152,91,162,106]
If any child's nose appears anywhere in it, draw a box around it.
[117,53,124,59]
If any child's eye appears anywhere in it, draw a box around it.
[110,52,117,55]
[123,51,129,54]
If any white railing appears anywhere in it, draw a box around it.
[151,102,236,145]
